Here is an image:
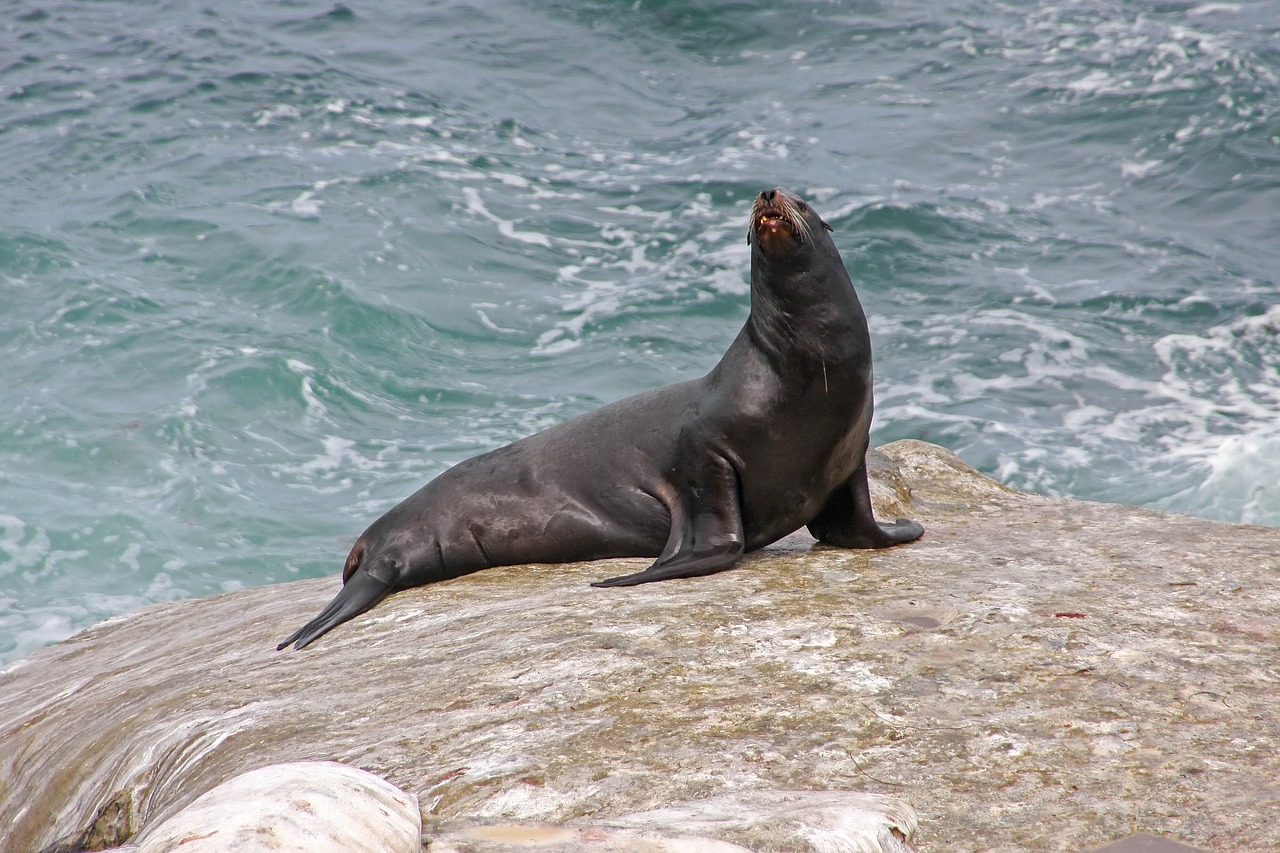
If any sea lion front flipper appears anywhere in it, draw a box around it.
[806,456,924,548]
[592,447,745,588]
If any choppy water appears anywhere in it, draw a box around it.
[2,0,1278,663]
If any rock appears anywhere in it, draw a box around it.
[93,761,420,853]
[2,440,1277,852]
[428,790,917,852]
[1082,834,1212,853]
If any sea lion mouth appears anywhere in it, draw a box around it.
[748,189,813,246]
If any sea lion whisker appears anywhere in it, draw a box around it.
[779,195,813,244]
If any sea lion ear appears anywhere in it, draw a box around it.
[746,226,753,246]
[821,219,833,232]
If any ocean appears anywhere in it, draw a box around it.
[2,0,1277,664]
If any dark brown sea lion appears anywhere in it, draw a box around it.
[278,188,923,650]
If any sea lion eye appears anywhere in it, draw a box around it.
[796,201,808,212]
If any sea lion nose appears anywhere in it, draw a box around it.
[760,188,777,202]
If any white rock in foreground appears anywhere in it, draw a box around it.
[97,761,421,853]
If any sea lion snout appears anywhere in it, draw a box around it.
[753,187,788,221]
[749,187,808,247]
[748,187,835,250]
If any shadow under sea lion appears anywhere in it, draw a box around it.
[279,187,923,650]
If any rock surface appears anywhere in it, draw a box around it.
[99,761,421,853]
[2,440,1277,852]
[428,789,917,853]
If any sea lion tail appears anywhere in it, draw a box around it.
[276,572,393,651]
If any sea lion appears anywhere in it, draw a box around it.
[278,188,923,650]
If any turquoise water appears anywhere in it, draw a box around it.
[2,0,1278,663]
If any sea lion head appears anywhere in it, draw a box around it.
[747,187,832,255]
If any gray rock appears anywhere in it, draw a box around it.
[2,440,1276,852]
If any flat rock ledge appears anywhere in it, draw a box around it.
[2,440,1277,852]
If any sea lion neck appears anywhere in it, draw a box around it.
[743,196,868,369]
[748,242,863,333]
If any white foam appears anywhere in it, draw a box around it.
[1188,3,1241,14]
[286,358,332,423]
[1120,159,1162,179]
[1066,70,1118,95]
[1009,1,1277,137]
[0,515,51,575]
[252,104,301,126]
[287,435,384,479]
[531,332,580,356]
[0,606,80,665]
[1196,435,1280,525]
[876,286,1280,524]
[474,307,521,334]
[391,115,435,128]
[119,542,143,572]
[461,186,551,247]
[289,190,323,218]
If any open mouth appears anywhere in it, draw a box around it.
[747,208,798,244]
[748,190,816,246]
[752,201,796,233]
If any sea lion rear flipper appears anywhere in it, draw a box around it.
[592,448,745,587]
[276,572,394,651]
[806,456,924,548]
